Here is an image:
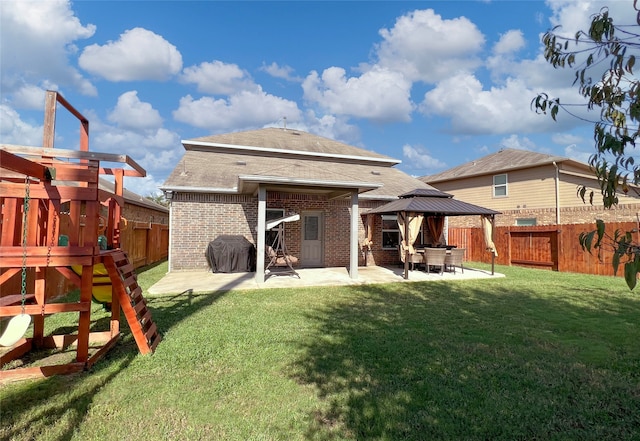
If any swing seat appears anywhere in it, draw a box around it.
[70,264,113,304]
[0,313,31,347]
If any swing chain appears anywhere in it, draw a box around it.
[20,177,30,314]
[46,210,57,266]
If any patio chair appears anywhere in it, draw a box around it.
[398,245,423,271]
[423,247,447,275]
[445,248,465,274]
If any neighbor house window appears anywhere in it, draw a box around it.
[516,218,537,226]
[493,174,508,197]
[265,209,285,245]
[381,215,399,249]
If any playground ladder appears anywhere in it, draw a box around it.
[103,250,161,354]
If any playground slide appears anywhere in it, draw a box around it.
[70,264,113,305]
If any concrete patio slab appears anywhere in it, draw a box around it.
[147,265,504,296]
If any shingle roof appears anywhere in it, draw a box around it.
[187,127,398,164]
[422,148,572,183]
[163,128,438,200]
[99,178,168,213]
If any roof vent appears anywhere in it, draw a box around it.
[236,160,247,166]
[371,170,381,175]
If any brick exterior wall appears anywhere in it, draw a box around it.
[122,204,169,224]
[169,191,401,271]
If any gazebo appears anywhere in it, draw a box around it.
[366,189,500,279]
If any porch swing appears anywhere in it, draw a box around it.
[265,213,300,277]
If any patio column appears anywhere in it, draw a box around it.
[255,186,266,283]
[349,191,359,279]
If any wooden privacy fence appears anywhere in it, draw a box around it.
[1,218,168,299]
[120,220,169,268]
[448,222,638,277]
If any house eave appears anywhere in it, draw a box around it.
[159,185,238,194]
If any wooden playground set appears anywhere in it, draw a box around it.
[0,91,161,383]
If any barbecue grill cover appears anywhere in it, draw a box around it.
[206,235,256,273]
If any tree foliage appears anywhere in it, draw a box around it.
[146,193,169,207]
[532,6,640,289]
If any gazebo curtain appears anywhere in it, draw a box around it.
[481,214,498,256]
[426,216,444,246]
[397,212,424,255]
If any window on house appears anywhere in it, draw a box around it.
[493,174,508,197]
[516,218,537,226]
[381,215,399,249]
[265,209,285,246]
[381,215,423,249]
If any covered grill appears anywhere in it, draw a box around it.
[206,235,256,273]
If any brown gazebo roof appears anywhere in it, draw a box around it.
[367,189,500,216]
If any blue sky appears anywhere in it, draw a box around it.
[2,0,637,196]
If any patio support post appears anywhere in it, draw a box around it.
[349,191,359,279]
[255,186,267,283]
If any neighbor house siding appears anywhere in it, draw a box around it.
[432,166,558,211]
[432,163,640,228]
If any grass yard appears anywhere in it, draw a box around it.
[1,262,639,440]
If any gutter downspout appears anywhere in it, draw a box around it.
[553,161,560,225]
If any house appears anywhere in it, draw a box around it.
[420,148,640,227]
[161,128,454,282]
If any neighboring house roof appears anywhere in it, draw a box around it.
[422,148,581,183]
[162,128,437,201]
[99,178,169,213]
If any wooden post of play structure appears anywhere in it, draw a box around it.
[0,90,153,384]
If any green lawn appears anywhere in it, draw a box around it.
[1,262,639,441]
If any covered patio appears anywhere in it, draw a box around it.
[366,189,500,279]
[148,264,504,295]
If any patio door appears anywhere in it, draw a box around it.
[301,211,323,267]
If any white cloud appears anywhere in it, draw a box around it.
[93,126,179,152]
[79,28,182,81]
[301,110,361,145]
[375,9,485,83]
[420,73,578,135]
[108,91,163,131]
[260,62,301,82]
[124,174,168,198]
[552,132,583,146]
[0,0,96,96]
[302,66,413,123]
[173,89,302,131]
[564,144,592,163]
[181,60,257,95]
[0,105,43,146]
[499,134,537,151]
[402,144,447,170]
[10,84,49,110]
[493,30,526,55]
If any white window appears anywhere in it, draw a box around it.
[381,215,400,249]
[493,174,508,197]
[381,215,423,249]
[516,218,537,226]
